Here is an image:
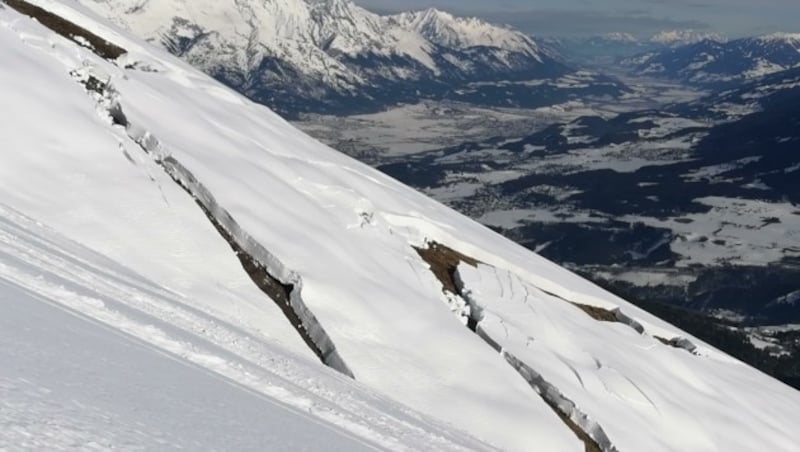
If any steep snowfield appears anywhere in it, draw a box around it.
[0,204,489,451]
[457,263,799,452]
[0,281,372,452]
[2,1,800,451]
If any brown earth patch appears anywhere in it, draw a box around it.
[414,241,479,294]
[572,303,619,323]
[552,407,603,452]
[194,201,329,365]
[4,0,126,60]
[416,243,607,451]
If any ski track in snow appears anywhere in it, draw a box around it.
[0,203,488,452]
[0,279,380,452]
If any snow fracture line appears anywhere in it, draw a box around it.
[501,351,616,452]
[3,0,126,59]
[137,134,355,378]
[69,69,355,378]
[551,292,700,355]
[416,242,617,452]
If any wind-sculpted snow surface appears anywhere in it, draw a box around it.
[0,203,493,451]
[66,60,354,376]
[0,3,574,449]
[456,263,800,452]
[2,1,800,451]
[135,132,355,378]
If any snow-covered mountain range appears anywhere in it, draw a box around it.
[550,30,726,64]
[2,0,800,451]
[649,29,726,46]
[625,33,800,84]
[76,0,569,116]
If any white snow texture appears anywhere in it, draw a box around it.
[1,1,799,451]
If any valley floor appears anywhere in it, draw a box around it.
[293,76,703,165]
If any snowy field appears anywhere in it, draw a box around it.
[295,102,548,161]
[0,203,489,451]
[0,282,376,452]
[623,197,800,267]
[294,78,704,164]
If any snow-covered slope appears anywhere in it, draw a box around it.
[2,1,800,451]
[0,202,489,451]
[76,0,565,116]
[626,33,800,84]
[393,8,540,57]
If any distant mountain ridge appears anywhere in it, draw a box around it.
[548,30,726,64]
[649,29,726,46]
[80,0,571,116]
[624,33,800,85]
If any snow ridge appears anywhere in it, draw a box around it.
[130,100,356,378]
[69,62,355,377]
[156,154,356,377]
[502,352,618,452]
[602,32,637,43]
[394,7,540,57]
[450,267,617,452]
[414,242,611,451]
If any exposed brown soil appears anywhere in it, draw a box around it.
[654,336,672,346]
[575,303,697,355]
[193,201,329,365]
[4,0,126,60]
[504,352,608,452]
[414,241,479,294]
[572,303,619,323]
[67,64,348,375]
[575,302,702,356]
[551,405,603,452]
[542,288,625,326]
[414,241,482,329]
[415,243,606,451]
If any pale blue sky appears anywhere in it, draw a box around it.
[355,0,800,38]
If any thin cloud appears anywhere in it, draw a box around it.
[480,10,709,36]
[354,0,800,37]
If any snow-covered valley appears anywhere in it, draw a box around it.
[2,1,800,451]
[294,75,702,165]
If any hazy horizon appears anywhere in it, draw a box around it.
[354,0,800,38]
